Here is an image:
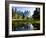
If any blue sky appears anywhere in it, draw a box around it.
[13,7,36,17]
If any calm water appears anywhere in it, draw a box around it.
[12,22,40,31]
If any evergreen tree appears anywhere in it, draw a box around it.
[32,8,40,20]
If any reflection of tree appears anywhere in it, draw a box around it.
[32,8,40,20]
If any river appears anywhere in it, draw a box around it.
[12,22,40,31]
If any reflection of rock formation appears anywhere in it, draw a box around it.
[28,23,34,30]
[15,23,34,31]
[24,23,34,30]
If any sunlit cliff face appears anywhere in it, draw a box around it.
[12,7,36,18]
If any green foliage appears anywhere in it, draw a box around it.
[32,8,40,20]
[12,8,40,30]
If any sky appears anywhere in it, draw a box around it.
[13,7,36,17]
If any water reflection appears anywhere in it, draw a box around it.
[12,22,40,31]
